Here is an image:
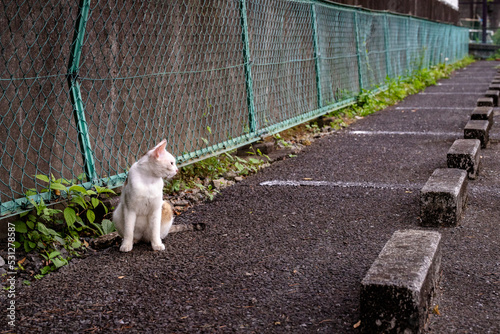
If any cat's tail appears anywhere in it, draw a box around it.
[112,202,124,237]
[160,201,174,239]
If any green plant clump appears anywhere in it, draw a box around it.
[330,56,475,119]
[165,152,268,200]
[13,174,116,278]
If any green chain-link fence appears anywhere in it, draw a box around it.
[0,0,468,217]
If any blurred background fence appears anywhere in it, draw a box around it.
[0,0,468,217]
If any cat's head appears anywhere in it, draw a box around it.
[146,139,178,179]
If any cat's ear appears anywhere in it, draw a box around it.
[151,139,167,159]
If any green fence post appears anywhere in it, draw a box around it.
[67,0,97,183]
[311,4,323,108]
[406,18,411,74]
[354,12,364,93]
[239,0,257,133]
[383,13,391,79]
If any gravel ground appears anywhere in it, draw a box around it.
[1,61,499,333]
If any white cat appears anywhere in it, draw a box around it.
[113,139,178,252]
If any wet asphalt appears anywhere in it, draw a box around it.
[3,61,499,333]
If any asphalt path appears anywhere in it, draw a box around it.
[3,61,499,333]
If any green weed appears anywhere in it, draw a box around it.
[13,175,116,278]
[326,56,475,121]
[165,151,267,198]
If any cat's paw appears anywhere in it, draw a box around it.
[151,242,165,251]
[120,241,134,252]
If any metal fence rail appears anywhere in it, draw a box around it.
[0,0,468,217]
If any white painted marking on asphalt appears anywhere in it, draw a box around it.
[260,180,421,190]
[449,76,496,79]
[436,83,489,85]
[395,107,471,110]
[260,180,500,195]
[347,130,460,136]
[418,92,480,95]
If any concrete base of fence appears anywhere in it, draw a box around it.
[420,168,468,227]
[476,97,493,107]
[360,229,442,334]
[485,90,499,106]
[471,106,494,130]
[447,139,481,179]
[464,120,490,148]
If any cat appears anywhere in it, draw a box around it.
[113,139,178,252]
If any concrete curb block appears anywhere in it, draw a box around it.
[420,168,468,227]
[464,120,490,148]
[484,90,499,106]
[447,139,481,179]
[360,230,442,334]
[488,83,500,91]
[476,97,493,107]
[471,106,494,130]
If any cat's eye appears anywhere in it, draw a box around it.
[171,162,174,165]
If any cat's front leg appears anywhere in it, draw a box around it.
[149,208,165,251]
[120,209,137,252]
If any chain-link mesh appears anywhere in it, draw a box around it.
[0,0,469,216]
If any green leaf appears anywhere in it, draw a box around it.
[71,239,82,249]
[28,241,36,249]
[64,207,77,227]
[47,227,60,236]
[25,189,37,196]
[12,241,21,248]
[52,257,67,269]
[94,186,116,194]
[48,251,61,259]
[223,152,234,161]
[86,209,95,224]
[60,178,72,185]
[54,236,66,245]
[15,221,28,233]
[44,208,62,217]
[28,230,39,240]
[35,174,50,183]
[50,183,67,191]
[91,197,100,209]
[40,265,53,275]
[91,222,104,236]
[234,162,244,171]
[26,220,35,229]
[37,222,51,236]
[101,219,116,235]
[23,240,31,252]
[69,185,88,195]
[71,196,87,209]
